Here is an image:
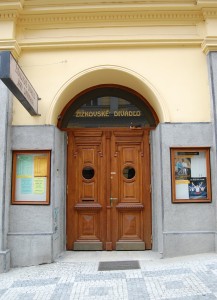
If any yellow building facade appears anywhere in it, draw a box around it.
[0,1,217,271]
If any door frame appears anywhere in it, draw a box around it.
[57,84,159,251]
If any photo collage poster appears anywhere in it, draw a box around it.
[174,151,207,200]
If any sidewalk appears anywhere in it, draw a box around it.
[0,251,217,299]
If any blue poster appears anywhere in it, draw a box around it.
[17,155,33,177]
[20,178,33,194]
[188,177,207,199]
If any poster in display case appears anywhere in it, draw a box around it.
[171,148,211,203]
[12,150,51,205]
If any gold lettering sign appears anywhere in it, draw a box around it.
[75,110,141,117]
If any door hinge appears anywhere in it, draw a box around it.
[151,235,153,246]
[66,185,68,194]
[67,135,68,145]
[150,184,152,193]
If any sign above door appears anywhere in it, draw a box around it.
[59,85,158,129]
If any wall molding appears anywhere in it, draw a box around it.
[202,8,217,19]
[1,2,217,54]
[18,11,203,26]
[0,11,18,21]
[202,38,217,54]
[0,40,21,59]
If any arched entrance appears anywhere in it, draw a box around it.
[58,85,159,251]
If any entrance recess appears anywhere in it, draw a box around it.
[59,85,159,251]
[67,128,151,250]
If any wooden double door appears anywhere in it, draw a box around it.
[67,129,152,250]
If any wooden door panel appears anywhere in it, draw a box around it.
[67,130,106,250]
[111,130,150,250]
[82,148,95,164]
[77,146,98,202]
[77,212,100,240]
[67,129,151,251]
[119,211,143,240]
[123,182,136,200]
[120,147,140,203]
[82,182,95,200]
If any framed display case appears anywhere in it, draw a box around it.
[12,150,51,205]
[171,148,211,203]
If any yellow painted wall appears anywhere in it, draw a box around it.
[12,46,210,125]
[1,1,217,125]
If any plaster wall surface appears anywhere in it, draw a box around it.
[154,123,216,257]
[8,235,52,268]
[9,125,66,268]
[12,47,210,125]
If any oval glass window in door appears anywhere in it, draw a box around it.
[123,166,135,179]
[82,166,95,180]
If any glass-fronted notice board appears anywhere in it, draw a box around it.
[12,150,51,205]
[171,148,211,203]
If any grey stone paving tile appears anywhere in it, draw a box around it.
[206,263,217,270]
[144,272,211,300]
[0,289,7,297]
[11,277,60,287]
[127,278,149,300]
[74,272,126,282]
[209,285,217,293]
[164,280,185,289]
[170,295,217,300]
[17,293,36,300]
[193,271,217,293]
[49,283,73,300]
[142,268,192,277]
[70,278,128,300]
[88,286,112,296]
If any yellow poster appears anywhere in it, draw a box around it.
[175,180,190,184]
[33,177,45,194]
[34,156,47,177]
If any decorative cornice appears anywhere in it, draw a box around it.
[0,1,23,11]
[0,40,21,59]
[18,38,203,51]
[202,8,217,18]
[0,10,19,21]
[18,11,203,26]
[2,2,217,56]
[24,0,196,5]
[201,38,217,54]
[197,0,217,7]
[22,0,198,14]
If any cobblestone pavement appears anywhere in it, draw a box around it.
[1,252,217,299]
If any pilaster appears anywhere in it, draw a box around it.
[0,81,12,272]
[207,51,217,252]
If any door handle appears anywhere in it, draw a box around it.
[110,197,118,206]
